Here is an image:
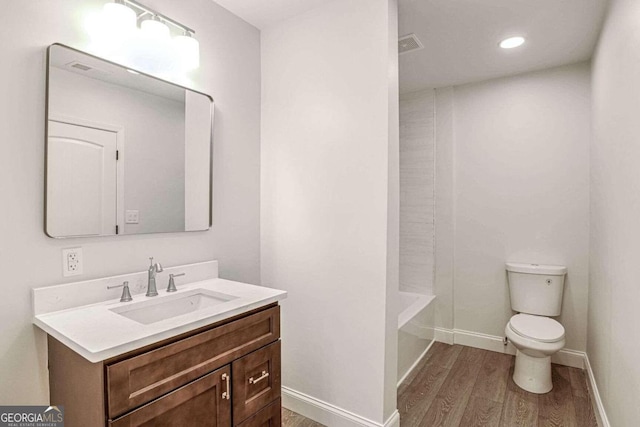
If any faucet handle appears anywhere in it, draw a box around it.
[107,281,133,302]
[167,273,186,293]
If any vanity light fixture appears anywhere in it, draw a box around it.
[140,15,171,40]
[88,0,201,74]
[499,36,526,49]
[102,1,137,35]
[174,31,200,71]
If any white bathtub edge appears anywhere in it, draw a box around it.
[396,338,435,388]
[398,293,436,329]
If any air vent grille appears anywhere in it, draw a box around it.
[399,34,424,55]
[67,61,92,71]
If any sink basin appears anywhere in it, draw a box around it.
[110,289,238,325]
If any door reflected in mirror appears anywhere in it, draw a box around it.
[45,44,213,238]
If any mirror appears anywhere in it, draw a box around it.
[45,44,213,238]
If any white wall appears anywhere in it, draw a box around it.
[49,66,187,234]
[260,0,399,424]
[590,0,640,424]
[451,63,591,352]
[434,87,455,330]
[399,89,435,295]
[0,0,261,404]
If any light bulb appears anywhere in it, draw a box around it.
[103,3,137,33]
[174,33,200,71]
[141,18,170,40]
[499,36,525,49]
[131,17,175,74]
[87,3,136,60]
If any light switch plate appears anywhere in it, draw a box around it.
[62,247,83,277]
[125,210,139,224]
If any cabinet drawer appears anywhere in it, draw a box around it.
[110,365,231,427]
[232,340,281,424]
[236,398,281,427]
[107,306,280,418]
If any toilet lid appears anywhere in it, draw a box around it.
[509,314,565,343]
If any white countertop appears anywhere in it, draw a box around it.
[33,262,286,363]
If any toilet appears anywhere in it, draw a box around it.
[505,262,567,394]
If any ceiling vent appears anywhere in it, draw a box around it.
[399,34,424,55]
[63,61,110,77]
[67,61,93,71]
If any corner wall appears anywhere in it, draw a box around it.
[590,0,640,424]
[0,0,261,404]
[260,0,399,424]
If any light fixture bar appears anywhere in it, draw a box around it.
[121,0,195,34]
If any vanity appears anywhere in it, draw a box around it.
[33,261,286,427]
[36,42,285,426]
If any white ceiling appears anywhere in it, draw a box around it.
[399,0,608,92]
[212,0,329,29]
[212,0,607,91]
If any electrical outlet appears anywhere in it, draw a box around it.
[125,210,139,224]
[62,247,83,277]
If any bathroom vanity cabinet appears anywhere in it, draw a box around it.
[47,304,282,427]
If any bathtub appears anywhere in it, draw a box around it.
[397,291,436,385]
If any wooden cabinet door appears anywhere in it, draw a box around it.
[236,399,281,427]
[109,365,231,427]
[232,341,281,424]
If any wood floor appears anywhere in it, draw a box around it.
[282,408,325,427]
[398,342,598,427]
[283,343,599,427]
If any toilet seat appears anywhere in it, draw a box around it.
[509,314,564,343]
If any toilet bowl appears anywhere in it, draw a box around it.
[505,313,565,394]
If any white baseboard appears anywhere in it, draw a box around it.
[282,386,399,427]
[397,338,436,387]
[584,354,611,427]
[434,327,585,369]
[383,411,400,427]
[434,327,454,344]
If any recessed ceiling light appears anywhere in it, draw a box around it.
[499,36,525,49]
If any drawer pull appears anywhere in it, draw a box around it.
[249,371,269,385]
[222,373,230,400]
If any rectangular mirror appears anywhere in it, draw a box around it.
[45,44,213,238]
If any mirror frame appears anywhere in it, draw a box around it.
[44,43,215,238]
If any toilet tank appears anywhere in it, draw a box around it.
[506,263,567,316]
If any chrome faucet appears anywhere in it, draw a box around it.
[146,257,163,297]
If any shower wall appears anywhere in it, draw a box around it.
[399,89,435,295]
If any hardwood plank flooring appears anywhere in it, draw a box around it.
[282,408,325,427]
[538,365,577,427]
[459,397,503,427]
[399,343,599,427]
[420,347,486,426]
[500,367,539,427]
[283,343,599,427]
